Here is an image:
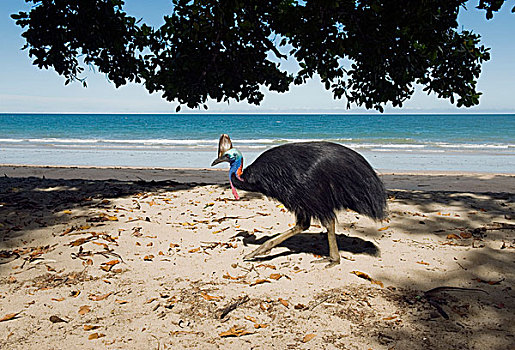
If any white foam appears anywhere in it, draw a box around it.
[0,138,513,154]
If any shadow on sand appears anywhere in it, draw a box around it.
[0,173,513,349]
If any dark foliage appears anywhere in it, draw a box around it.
[231,142,387,224]
[11,0,513,111]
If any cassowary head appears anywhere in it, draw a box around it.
[211,134,244,200]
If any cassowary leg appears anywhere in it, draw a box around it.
[313,218,340,268]
[325,218,340,267]
[244,217,310,260]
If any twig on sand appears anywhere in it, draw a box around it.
[424,286,488,296]
[423,286,488,319]
[150,334,160,350]
[427,299,450,319]
[213,215,255,223]
[308,295,334,312]
[485,222,515,231]
[219,295,250,319]
[94,250,124,263]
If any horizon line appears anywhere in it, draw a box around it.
[1,111,514,115]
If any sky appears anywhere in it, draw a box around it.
[0,0,514,114]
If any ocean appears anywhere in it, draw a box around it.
[0,114,514,173]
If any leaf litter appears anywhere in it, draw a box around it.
[2,179,512,348]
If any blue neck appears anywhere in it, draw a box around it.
[229,157,243,179]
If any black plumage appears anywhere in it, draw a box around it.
[232,142,387,223]
[212,135,387,266]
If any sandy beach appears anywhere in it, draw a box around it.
[0,165,513,349]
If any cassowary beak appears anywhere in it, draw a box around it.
[211,154,229,166]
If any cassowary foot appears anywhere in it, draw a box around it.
[243,224,306,261]
[243,245,272,260]
[312,256,341,268]
[317,218,340,268]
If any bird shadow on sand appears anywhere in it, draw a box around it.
[242,231,379,262]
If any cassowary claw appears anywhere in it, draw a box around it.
[243,246,272,260]
[312,257,340,268]
[243,224,305,261]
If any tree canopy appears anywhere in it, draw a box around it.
[11,0,513,112]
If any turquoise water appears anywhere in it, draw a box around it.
[0,114,514,172]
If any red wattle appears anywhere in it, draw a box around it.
[230,180,240,200]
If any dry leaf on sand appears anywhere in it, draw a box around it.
[49,315,67,323]
[302,333,316,343]
[256,263,276,270]
[351,271,384,288]
[254,323,268,329]
[249,279,271,287]
[69,238,89,247]
[78,305,91,315]
[223,273,245,280]
[89,292,112,301]
[383,316,398,320]
[91,241,109,249]
[269,273,282,280]
[84,325,100,331]
[60,227,74,235]
[244,315,257,323]
[103,259,120,266]
[100,259,120,272]
[219,325,253,337]
[278,298,289,307]
[474,278,504,285]
[200,291,222,301]
[88,332,105,340]
[0,313,20,322]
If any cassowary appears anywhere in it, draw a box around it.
[211,134,387,267]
